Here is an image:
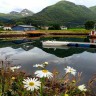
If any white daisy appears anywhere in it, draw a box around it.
[33,64,44,68]
[64,66,76,76]
[10,66,21,72]
[35,70,53,79]
[78,84,87,92]
[23,78,41,91]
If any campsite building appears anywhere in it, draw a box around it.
[12,25,35,31]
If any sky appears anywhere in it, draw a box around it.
[0,0,96,13]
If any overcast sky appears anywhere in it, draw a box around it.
[0,0,96,13]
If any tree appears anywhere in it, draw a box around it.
[84,21,95,30]
[48,24,61,30]
[0,22,4,26]
[16,22,24,25]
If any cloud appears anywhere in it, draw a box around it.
[0,0,60,13]
[67,0,96,7]
[0,0,96,13]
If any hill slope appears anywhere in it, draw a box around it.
[90,6,96,14]
[22,0,96,27]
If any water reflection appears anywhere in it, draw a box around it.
[0,46,96,84]
[0,37,96,84]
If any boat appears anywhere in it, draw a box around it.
[43,45,69,50]
[42,41,96,48]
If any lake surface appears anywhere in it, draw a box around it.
[0,37,96,84]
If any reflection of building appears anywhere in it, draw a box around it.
[12,25,35,31]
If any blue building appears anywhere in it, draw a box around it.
[12,25,36,31]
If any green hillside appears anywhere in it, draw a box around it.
[20,0,96,27]
[90,6,96,14]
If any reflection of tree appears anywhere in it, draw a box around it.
[42,47,96,58]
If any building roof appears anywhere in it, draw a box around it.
[18,25,35,28]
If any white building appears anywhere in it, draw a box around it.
[60,26,67,30]
[3,27,12,30]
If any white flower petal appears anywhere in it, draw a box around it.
[78,84,87,92]
[35,70,53,79]
[64,66,77,76]
[23,78,41,91]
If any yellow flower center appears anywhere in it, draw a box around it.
[11,77,15,80]
[29,82,34,86]
[69,69,72,72]
[64,94,69,96]
[42,70,48,73]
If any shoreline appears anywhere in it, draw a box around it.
[0,30,89,38]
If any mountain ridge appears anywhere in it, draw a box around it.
[21,0,96,27]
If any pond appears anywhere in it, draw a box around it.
[0,36,96,84]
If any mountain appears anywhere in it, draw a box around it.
[10,11,19,15]
[21,0,96,27]
[20,9,34,16]
[90,6,96,14]
[10,9,34,17]
[0,9,34,24]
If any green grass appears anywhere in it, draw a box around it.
[0,31,24,34]
[39,29,91,33]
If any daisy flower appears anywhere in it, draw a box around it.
[64,66,76,76]
[23,78,41,91]
[10,66,21,72]
[78,84,87,92]
[33,64,44,68]
[35,70,53,79]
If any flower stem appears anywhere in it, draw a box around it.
[1,61,5,95]
[40,78,44,96]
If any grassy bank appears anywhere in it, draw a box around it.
[0,31,24,34]
[0,29,90,39]
[39,29,91,33]
[0,29,91,34]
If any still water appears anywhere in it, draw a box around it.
[0,37,96,84]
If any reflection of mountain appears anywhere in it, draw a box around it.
[21,44,34,51]
[0,40,35,51]
[0,47,59,64]
[0,46,96,85]
[42,47,96,58]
